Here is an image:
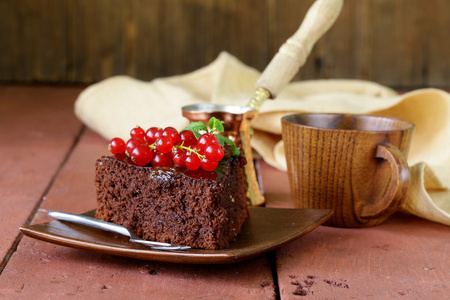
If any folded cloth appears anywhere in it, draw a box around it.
[75,52,450,226]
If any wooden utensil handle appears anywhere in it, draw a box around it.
[360,143,411,219]
[255,0,343,98]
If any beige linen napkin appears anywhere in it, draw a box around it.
[75,52,450,226]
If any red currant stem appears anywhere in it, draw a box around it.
[174,144,205,159]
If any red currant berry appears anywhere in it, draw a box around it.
[197,133,218,151]
[177,130,197,147]
[152,152,172,167]
[108,137,126,154]
[200,157,218,171]
[114,152,127,162]
[151,149,158,160]
[130,126,146,140]
[190,144,204,155]
[145,127,162,144]
[166,126,177,132]
[125,137,145,155]
[172,146,183,155]
[172,152,185,166]
[205,143,224,162]
[155,136,175,153]
[162,127,179,142]
[184,152,201,170]
[130,144,153,166]
[172,147,187,161]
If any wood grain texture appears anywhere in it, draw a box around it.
[274,214,450,299]
[281,114,414,227]
[0,85,83,266]
[262,162,450,299]
[256,0,343,98]
[0,128,276,299]
[0,86,448,299]
[1,238,275,299]
[0,0,449,88]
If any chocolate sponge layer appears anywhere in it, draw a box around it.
[95,155,248,250]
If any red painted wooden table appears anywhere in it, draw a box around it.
[0,85,448,299]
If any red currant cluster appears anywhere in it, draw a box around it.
[108,126,225,171]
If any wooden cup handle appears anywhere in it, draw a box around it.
[360,143,411,219]
[255,0,343,98]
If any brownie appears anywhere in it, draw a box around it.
[94,153,248,250]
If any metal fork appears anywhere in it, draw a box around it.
[48,211,190,251]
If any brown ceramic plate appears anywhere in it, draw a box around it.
[20,207,332,264]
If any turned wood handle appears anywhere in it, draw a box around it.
[360,143,411,219]
[256,0,343,98]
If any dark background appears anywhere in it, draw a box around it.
[1,0,449,89]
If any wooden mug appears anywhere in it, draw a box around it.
[281,113,415,227]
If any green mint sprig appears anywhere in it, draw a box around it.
[182,117,240,156]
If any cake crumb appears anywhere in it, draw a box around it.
[260,280,272,287]
[293,286,313,296]
[291,276,316,296]
[323,279,349,289]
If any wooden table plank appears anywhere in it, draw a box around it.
[0,115,276,299]
[260,162,450,299]
[0,85,83,267]
[1,85,449,299]
[1,237,275,299]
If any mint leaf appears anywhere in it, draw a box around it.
[182,121,207,133]
[182,117,240,156]
[208,117,224,133]
[215,134,240,156]
[191,131,201,139]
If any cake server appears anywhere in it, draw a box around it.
[183,0,343,206]
[48,211,191,251]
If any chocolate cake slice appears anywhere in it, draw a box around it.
[94,153,248,250]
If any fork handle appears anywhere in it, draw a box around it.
[48,210,131,237]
